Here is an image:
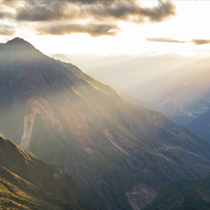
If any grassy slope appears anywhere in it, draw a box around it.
[143,172,210,210]
[0,137,94,210]
[155,186,210,210]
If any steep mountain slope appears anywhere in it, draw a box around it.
[0,136,94,210]
[53,55,186,126]
[70,68,186,126]
[143,67,210,124]
[143,172,210,210]
[113,90,186,126]
[186,108,210,142]
[1,38,210,209]
[52,55,185,126]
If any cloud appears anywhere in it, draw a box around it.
[191,39,210,45]
[15,0,176,23]
[36,23,120,37]
[0,24,15,36]
[0,0,176,37]
[81,0,176,23]
[146,37,187,43]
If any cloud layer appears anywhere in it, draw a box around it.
[36,23,120,37]
[146,37,186,43]
[0,0,176,37]
[0,24,15,36]
[191,39,210,45]
[16,0,176,23]
[146,37,210,45]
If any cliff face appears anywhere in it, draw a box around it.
[1,38,210,209]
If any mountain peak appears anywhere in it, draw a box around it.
[0,37,45,64]
[0,37,37,54]
[7,37,25,43]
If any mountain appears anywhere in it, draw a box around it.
[78,72,186,126]
[186,108,210,142]
[141,66,210,124]
[0,136,94,210]
[1,38,210,209]
[142,172,210,210]
[115,91,186,126]
[146,186,210,210]
[51,54,75,64]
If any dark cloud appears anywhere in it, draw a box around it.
[16,1,70,22]
[191,39,210,45]
[0,12,7,18]
[0,24,15,36]
[16,0,176,23]
[146,37,187,43]
[83,0,176,23]
[36,23,120,37]
[0,0,176,37]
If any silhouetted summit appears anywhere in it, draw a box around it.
[0,37,44,65]
[3,37,35,50]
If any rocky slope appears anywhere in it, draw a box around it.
[1,38,210,209]
[0,136,94,210]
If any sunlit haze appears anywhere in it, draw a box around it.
[1,0,210,56]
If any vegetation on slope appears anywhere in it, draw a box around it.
[143,172,210,210]
[0,136,94,210]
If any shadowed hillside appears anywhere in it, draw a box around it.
[143,172,210,210]
[0,136,94,210]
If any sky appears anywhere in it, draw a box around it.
[0,0,210,56]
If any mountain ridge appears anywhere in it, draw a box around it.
[0,136,94,210]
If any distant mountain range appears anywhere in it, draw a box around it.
[51,54,76,64]
[1,38,210,209]
[140,64,210,124]
[0,137,94,210]
[186,108,210,143]
[143,171,210,210]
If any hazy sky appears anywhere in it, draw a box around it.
[1,0,210,55]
